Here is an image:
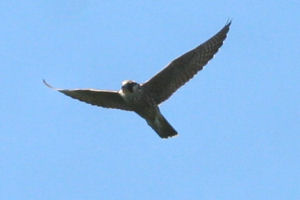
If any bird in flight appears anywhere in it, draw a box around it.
[44,21,231,139]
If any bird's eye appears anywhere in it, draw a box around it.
[127,86,132,92]
[133,84,141,92]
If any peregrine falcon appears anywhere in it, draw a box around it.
[44,21,231,139]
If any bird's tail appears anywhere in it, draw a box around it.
[147,113,178,139]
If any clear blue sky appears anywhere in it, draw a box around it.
[1,1,299,199]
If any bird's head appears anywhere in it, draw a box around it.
[121,80,140,93]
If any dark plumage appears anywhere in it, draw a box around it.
[44,21,231,139]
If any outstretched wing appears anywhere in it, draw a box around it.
[43,80,132,111]
[142,21,231,105]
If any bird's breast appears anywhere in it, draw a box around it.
[122,90,155,108]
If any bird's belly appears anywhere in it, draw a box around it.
[123,92,157,119]
[121,94,159,121]
[134,104,159,121]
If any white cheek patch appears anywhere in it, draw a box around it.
[119,89,126,97]
[122,80,130,86]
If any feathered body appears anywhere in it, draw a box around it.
[44,21,231,139]
[120,80,177,138]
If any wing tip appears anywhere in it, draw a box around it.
[222,19,232,33]
[43,79,53,88]
[226,19,232,26]
[42,79,60,91]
